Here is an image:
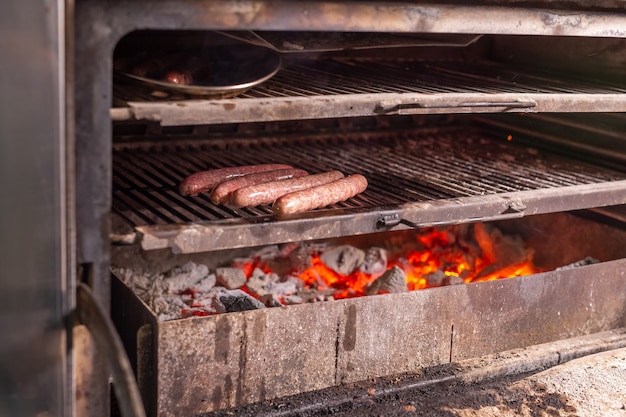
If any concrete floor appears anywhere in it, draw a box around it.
[433,346,626,417]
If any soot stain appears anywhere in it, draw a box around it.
[343,304,357,352]
[214,316,231,364]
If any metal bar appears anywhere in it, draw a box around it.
[117,93,626,126]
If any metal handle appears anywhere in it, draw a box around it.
[75,283,147,417]
[382,202,527,230]
[377,99,537,114]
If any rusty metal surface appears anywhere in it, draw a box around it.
[202,329,626,417]
[79,1,626,38]
[113,258,626,416]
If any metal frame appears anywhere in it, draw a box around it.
[73,2,626,415]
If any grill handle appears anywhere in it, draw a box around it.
[377,99,537,114]
[377,202,526,230]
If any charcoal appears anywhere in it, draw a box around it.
[281,294,303,305]
[424,270,446,286]
[251,267,268,278]
[215,267,246,289]
[164,262,211,293]
[194,274,217,293]
[246,270,280,297]
[443,275,464,286]
[359,247,388,275]
[321,245,365,275]
[366,266,408,295]
[297,288,335,303]
[267,277,301,295]
[261,293,304,307]
[214,289,266,313]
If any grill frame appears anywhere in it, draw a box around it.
[72,2,626,417]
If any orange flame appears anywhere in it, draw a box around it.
[293,228,541,298]
[234,226,541,302]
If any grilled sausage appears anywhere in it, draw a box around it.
[210,168,309,205]
[162,55,209,85]
[273,174,368,215]
[163,70,193,85]
[179,164,293,196]
[231,170,345,208]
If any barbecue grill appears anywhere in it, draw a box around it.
[3,1,626,417]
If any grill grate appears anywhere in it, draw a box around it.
[112,126,626,231]
[112,59,626,104]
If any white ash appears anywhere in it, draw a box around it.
[366,266,408,295]
[247,268,304,306]
[164,261,212,293]
[215,267,246,289]
[113,261,217,321]
[556,257,599,271]
[246,268,302,299]
[321,245,365,276]
[359,247,388,276]
[194,274,217,293]
[270,277,302,295]
[246,269,281,297]
[261,293,304,307]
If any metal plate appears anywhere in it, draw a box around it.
[114,44,281,98]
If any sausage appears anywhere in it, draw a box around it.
[273,174,368,215]
[163,70,193,85]
[210,168,309,205]
[231,170,345,208]
[179,164,293,196]
[162,55,210,85]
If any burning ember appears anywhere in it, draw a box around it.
[261,222,539,299]
[115,223,541,320]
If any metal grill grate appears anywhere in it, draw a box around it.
[113,59,626,104]
[247,60,626,97]
[112,126,626,231]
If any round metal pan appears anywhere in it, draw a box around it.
[114,43,281,99]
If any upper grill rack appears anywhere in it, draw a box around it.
[112,125,626,253]
[111,59,626,126]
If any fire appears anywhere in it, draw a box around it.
[299,256,374,298]
[291,226,539,299]
[234,224,541,302]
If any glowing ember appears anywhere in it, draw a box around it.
[238,223,541,300]
[115,223,543,320]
